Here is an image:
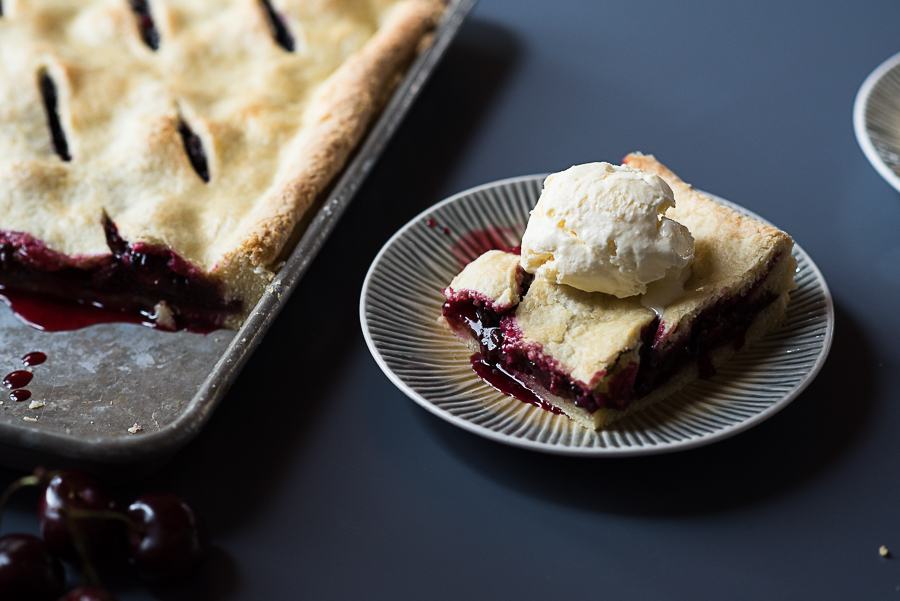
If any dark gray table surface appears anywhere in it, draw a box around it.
[3,0,900,599]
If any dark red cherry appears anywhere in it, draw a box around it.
[0,533,65,601]
[39,470,119,560]
[57,587,117,601]
[127,493,209,580]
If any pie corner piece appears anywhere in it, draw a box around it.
[0,0,445,331]
[442,154,798,431]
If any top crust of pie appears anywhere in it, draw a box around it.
[446,154,797,389]
[624,153,797,345]
[0,0,443,322]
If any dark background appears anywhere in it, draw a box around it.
[4,0,900,598]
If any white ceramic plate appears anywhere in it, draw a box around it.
[360,176,834,456]
[854,50,900,193]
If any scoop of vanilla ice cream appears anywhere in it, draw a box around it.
[520,162,694,298]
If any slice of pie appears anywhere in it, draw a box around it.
[0,0,443,330]
[441,154,797,429]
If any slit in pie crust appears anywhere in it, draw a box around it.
[0,0,444,330]
[441,154,798,430]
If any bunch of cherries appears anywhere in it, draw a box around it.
[0,468,208,601]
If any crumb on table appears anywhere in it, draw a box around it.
[880,545,890,557]
[127,423,143,434]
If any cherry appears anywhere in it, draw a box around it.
[127,493,208,580]
[0,533,65,601]
[39,470,119,560]
[57,587,117,601]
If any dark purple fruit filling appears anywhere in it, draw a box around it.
[129,0,160,50]
[177,119,210,183]
[260,0,295,52]
[0,221,240,332]
[38,71,70,162]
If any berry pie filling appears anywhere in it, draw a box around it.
[442,253,785,415]
[0,219,240,332]
[127,0,160,51]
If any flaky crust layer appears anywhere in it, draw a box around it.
[0,0,443,324]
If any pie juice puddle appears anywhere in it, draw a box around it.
[470,353,563,415]
[0,288,216,333]
[0,288,150,331]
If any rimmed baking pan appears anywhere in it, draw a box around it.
[0,0,477,475]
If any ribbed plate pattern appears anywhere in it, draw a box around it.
[854,51,900,193]
[360,176,834,456]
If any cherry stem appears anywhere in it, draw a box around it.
[62,506,142,588]
[0,466,54,533]
[63,508,103,588]
[64,507,140,535]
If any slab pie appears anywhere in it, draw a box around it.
[0,0,443,329]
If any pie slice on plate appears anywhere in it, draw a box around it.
[441,154,797,430]
[0,0,443,330]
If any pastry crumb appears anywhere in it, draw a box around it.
[127,423,143,434]
[28,400,44,409]
[242,338,247,343]
[266,286,274,294]
[23,416,37,423]
[880,545,890,557]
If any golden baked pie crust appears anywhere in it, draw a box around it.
[0,0,444,326]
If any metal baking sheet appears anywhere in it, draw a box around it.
[0,0,477,474]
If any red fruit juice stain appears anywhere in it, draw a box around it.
[10,389,31,403]
[426,218,436,228]
[470,354,563,415]
[6,351,47,403]
[0,288,149,332]
[442,226,451,235]
[449,226,523,268]
[3,370,33,390]
[22,351,47,366]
